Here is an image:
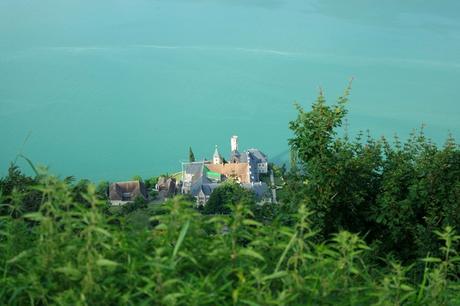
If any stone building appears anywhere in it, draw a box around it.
[156,176,177,199]
[181,135,270,205]
[109,180,148,205]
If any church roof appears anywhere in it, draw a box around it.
[247,149,268,162]
[213,145,221,158]
[206,163,250,183]
[183,161,205,183]
[190,175,219,196]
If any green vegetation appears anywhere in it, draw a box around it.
[285,84,460,263]
[1,86,459,305]
[189,146,196,162]
[202,181,255,215]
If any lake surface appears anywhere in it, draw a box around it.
[1,0,460,181]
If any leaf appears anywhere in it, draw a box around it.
[17,154,39,176]
[154,223,168,231]
[0,230,10,237]
[93,227,112,237]
[350,267,360,275]
[421,257,442,263]
[204,216,225,224]
[23,212,45,221]
[54,266,82,280]
[241,299,261,306]
[179,251,199,266]
[401,291,416,303]
[400,284,414,291]
[7,250,29,264]
[232,289,239,303]
[262,271,289,282]
[172,220,190,260]
[238,248,265,261]
[275,232,297,273]
[162,278,180,288]
[96,258,119,267]
[162,293,184,304]
[242,219,262,227]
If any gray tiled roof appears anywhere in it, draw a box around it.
[183,162,205,181]
[239,152,248,162]
[190,175,219,196]
[247,149,268,162]
[200,183,220,196]
[233,149,268,164]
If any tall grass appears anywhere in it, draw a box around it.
[1,173,460,305]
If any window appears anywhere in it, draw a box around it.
[122,192,131,201]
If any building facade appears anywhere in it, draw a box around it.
[181,136,270,205]
[109,180,148,205]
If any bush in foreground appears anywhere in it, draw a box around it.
[1,174,460,305]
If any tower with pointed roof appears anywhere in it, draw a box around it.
[213,145,222,164]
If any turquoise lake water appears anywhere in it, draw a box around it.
[1,0,460,181]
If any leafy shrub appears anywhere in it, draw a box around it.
[286,85,460,262]
[1,173,460,305]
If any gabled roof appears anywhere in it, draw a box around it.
[190,175,219,196]
[200,183,220,196]
[231,149,268,164]
[247,149,268,162]
[183,161,205,182]
[213,145,221,158]
[109,180,148,201]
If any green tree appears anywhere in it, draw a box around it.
[120,196,148,215]
[203,181,255,214]
[189,146,196,162]
[132,175,143,182]
[286,85,460,262]
[71,179,92,207]
[0,164,41,217]
[95,181,109,200]
[287,84,381,236]
[144,176,159,190]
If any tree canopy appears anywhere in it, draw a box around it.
[189,146,196,162]
[286,85,460,261]
[202,181,255,215]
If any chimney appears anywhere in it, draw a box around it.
[231,135,238,152]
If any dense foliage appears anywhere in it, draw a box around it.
[286,85,460,262]
[189,147,196,163]
[0,165,41,217]
[1,175,460,305]
[1,87,460,304]
[202,181,255,215]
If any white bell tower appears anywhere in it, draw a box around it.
[231,135,238,152]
